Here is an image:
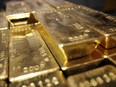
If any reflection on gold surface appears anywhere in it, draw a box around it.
[37,11,103,61]
[7,13,59,82]
[6,12,38,27]
[61,6,116,49]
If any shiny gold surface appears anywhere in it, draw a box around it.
[8,15,59,82]
[10,70,66,87]
[37,11,103,61]
[6,12,38,27]
[61,6,116,49]
[67,65,116,87]
[96,45,116,56]
[0,0,116,86]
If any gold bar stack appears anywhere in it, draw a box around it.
[37,10,104,74]
[0,0,116,86]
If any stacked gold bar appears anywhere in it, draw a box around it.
[0,0,115,86]
[6,12,59,82]
[59,5,116,49]
[37,11,105,75]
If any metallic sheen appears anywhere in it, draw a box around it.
[10,71,66,87]
[8,14,59,82]
[61,5,116,49]
[38,11,103,60]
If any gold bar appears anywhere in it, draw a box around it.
[67,65,116,87]
[61,5,116,49]
[0,29,9,80]
[8,13,59,82]
[38,11,103,61]
[37,11,104,74]
[10,70,66,87]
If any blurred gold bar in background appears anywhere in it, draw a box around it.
[67,65,116,87]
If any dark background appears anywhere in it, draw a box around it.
[0,0,116,16]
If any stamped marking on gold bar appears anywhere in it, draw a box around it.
[10,71,66,87]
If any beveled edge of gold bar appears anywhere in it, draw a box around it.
[38,28,104,72]
[6,12,39,28]
[61,48,104,71]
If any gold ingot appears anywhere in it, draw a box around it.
[37,12,104,74]
[7,13,59,82]
[61,5,116,49]
[37,11,103,61]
